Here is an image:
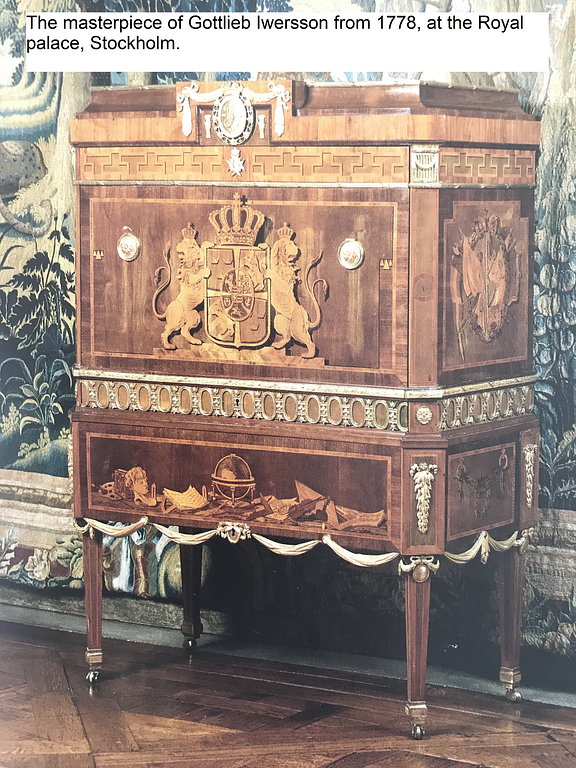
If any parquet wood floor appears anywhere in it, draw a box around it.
[0,620,574,768]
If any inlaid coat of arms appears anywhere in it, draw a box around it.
[152,194,328,358]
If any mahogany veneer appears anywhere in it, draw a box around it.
[71,80,540,739]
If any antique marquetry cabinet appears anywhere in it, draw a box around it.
[70,80,540,738]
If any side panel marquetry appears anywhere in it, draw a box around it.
[77,146,409,184]
[447,442,516,540]
[439,190,533,384]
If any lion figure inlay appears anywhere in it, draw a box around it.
[153,225,211,349]
[265,223,328,359]
[151,196,329,356]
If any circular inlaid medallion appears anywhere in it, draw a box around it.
[117,227,140,262]
[337,239,365,270]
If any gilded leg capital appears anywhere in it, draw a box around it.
[398,555,440,582]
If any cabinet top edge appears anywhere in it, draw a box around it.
[81,80,535,119]
[71,80,540,149]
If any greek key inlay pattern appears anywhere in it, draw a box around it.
[439,149,536,185]
[76,378,408,432]
[438,384,534,430]
[78,146,409,184]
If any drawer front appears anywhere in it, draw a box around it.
[73,415,399,552]
[78,185,408,388]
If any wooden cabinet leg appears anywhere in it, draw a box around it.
[180,532,203,653]
[499,546,525,702]
[403,558,435,740]
[83,529,103,684]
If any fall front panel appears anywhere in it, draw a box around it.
[78,186,407,387]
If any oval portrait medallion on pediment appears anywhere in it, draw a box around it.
[213,85,255,145]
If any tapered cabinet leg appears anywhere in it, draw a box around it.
[402,557,436,740]
[83,528,103,684]
[499,547,525,702]
[180,532,203,654]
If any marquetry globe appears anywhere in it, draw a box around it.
[211,454,255,505]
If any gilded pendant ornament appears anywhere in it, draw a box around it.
[67,431,74,495]
[523,443,538,509]
[410,462,438,534]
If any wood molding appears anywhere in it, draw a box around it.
[71,113,541,149]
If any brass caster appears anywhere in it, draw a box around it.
[86,670,100,685]
[505,688,523,703]
[411,724,425,740]
[183,638,197,654]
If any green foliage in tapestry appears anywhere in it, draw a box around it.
[4,216,75,349]
[0,215,75,476]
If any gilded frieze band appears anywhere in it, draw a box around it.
[438,383,534,430]
[76,376,408,432]
[75,371,534,433]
